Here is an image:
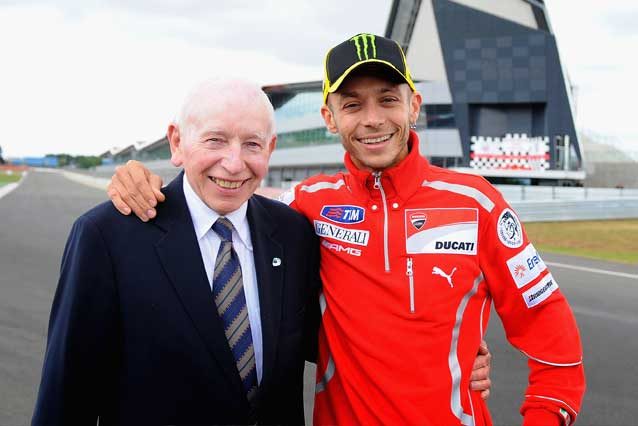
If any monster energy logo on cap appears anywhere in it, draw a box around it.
[351,34,377,60]
[322,33,416,103]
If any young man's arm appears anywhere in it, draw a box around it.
[480,195,585,425]
[32,215,119,425]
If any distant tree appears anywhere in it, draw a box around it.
[74,156,102,169]
[46,153,73,167]
[40,153,102,169]
[0,145,5,164]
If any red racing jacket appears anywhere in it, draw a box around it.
[282,131,585,426]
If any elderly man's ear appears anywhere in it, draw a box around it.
[268,135,277,155]
[167,124,184,167]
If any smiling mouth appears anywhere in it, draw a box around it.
[209,177,247,189]
[357,133,394,145]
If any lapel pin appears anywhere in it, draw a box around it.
[272,257,282,267]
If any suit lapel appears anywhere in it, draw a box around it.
[247,196,284,391]
[153,173,245,397]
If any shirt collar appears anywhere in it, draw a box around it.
[182,176,252,251]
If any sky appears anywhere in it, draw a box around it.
[0,0,636,158]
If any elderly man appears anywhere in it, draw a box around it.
[32,79,321,425]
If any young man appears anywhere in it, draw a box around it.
[109,34,584,425]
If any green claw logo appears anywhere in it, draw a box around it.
[350,34,377,60]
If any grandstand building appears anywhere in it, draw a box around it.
[266,0,584,187]
[124,0,585,187]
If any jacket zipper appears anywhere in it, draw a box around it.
[373,171,390,272]
[406,257,415,313]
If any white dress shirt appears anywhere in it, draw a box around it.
[182,177,263,383]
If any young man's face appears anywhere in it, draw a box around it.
[321,74,422,172]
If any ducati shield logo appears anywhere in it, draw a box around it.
[410,213,427,230]
[497,208,523,249]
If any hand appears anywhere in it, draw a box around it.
[470,340,492,400]
[107,160,165,222]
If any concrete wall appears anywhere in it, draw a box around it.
[585,162,638,189]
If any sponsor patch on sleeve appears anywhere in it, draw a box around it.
[314,220,370,246]
[522,274,558,308]
[506,243,547,288]
[320,205,365,224]
[405,208,478,255]
[497,208,523,248]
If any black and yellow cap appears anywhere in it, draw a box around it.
[322,33,416,104]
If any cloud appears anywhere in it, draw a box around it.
[2,0,633,157]
[0,0,393,157]
[601,3,638,36]
[0,4,315,156]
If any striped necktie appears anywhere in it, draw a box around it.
[211,217,257,403]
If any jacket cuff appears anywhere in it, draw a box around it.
[523,408,563,426]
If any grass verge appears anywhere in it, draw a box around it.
[524,219,638,265]
[0,173,22,185]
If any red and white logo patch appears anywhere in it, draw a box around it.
[513,264,527,279]
[405,208,478,255]
[410,213,427,230]
[506,243,547,288]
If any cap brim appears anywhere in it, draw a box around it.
[324,59,416,103]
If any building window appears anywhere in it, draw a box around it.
[417,104,456,129]
[429,156,462,168]
[276,128,340,148]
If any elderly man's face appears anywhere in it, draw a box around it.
[169,95,275,215]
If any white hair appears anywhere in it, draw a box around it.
[175,78,276,139]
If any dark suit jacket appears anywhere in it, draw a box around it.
[32,173,320,425]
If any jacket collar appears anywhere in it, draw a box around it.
[245,195,283,397]
[343,130,430,202]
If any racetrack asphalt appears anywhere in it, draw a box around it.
[1,169,636,425]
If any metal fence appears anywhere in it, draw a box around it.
[493,185,638,222]
[511,199,638,222]
[495,185,638,201]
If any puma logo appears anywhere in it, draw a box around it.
[432,266,457,288]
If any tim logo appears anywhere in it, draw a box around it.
[350,34,377,60]
[410,213,427,230]
[320,205,365,224]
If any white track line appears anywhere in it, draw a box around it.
[60,171,109,190]
[0,182,19,200]
[546,261,638,280]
